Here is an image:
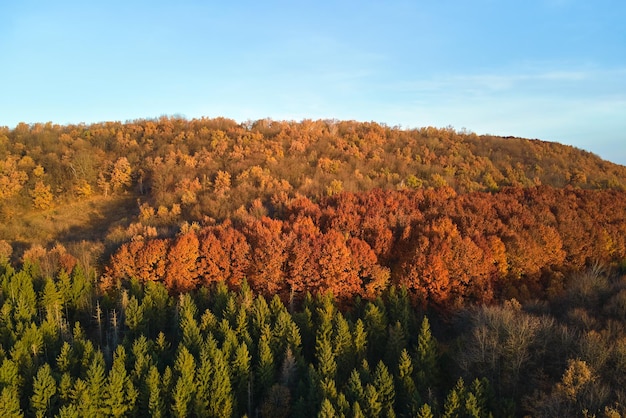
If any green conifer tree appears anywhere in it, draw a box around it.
[397,349,420,418]
[363,383,382,418]
[374,361,395,417]
[415,316,438,394]
[353,319,368,365]
[171,346,196,418]
[318,398,337,418]
[146,366,166,418]
[194,345,233,418]
[0,358,22,390]
[207,349,233,418]
[130,335,153,415]
[41,277,64,328]
[416,403,434,418]
[105,345,137,417]
[56,342,74,375]
[364,302,387,362]
[124,295,145,338]
[58,373,73,404]
[232,342,252,417]
[442,378,466,418]
[346,369,365,406]
[387,286,412,337]
[316,334,337,382]
[352,401,365,418]
[251,295,270,343]
[178,294,202,355]
[30,363,57,418]
[256,333,275,404]
[385,321,406,371]
[84,352,107,417]
[0,386,24,418]
[333,312,354,384]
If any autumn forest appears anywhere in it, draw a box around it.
[1,117,626,417]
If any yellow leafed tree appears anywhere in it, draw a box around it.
[30,181,54,209]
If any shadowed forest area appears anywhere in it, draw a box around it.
[1,117,626,417]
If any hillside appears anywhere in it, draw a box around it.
[1,117,625,260]
[2,117,626,417]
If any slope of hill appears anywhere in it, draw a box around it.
[1,117,625,259]
[2,117,626,417]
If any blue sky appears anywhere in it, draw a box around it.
[1,0,625,165]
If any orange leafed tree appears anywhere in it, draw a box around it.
[286,216,321,297]
[135,239,167,283]
[196,230,229,286]
[213,220,251,288]
[317,230,361,300]
[243,217,288,296]
[165,231,200,293]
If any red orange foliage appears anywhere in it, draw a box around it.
[104,186,626,309]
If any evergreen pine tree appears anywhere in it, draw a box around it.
[293,304,315,361]
[85,352,107,417]
[416,403,434,418]
[333,312,354,384]
[146,365,166,418]
[0,358,22,391]
[69,378,89,417]
[30,363,57,418]
[194,344,233,418]
[385,321,406,371]
[56,342,74,375]
[373,361,395,417]
[364,302,387,362]
[232,342,251,417]
[130,335,153,415]
[256,333,275,404]
[251,295,270,343]
[207,349,233,418]
[336,392,350,418]
[234,305,252,347]
[41,277,64,328]
[470,378,491,418]
[318,398,337,418]
[0,386,24,418]
[178,294,202,355]
[346,369,365,406]
[442,378,466,418]
[353,319,368,365]
[465,393,481,418]
[124,296,145,338]
[58,373,73,405]
[387,286,412,337]
[171,346,196,418]
[316,333,337,382]
[415,316,438,394]
[105,345,137,417]
[352,401,365,418]
[194,345,214,416]
[397,349,420,418]
[363,383,382,418]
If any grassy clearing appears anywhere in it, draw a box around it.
[0,195,137,255]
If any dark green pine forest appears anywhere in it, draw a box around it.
[1,118,626,417]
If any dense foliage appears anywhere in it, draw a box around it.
[1,117,625,257]
[103,187,626,310]
[2,262,626,417]
[1,117,626,417]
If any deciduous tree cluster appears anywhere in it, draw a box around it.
[105,186,626,310]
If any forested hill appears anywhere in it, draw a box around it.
[1,117,625,258]
[2,118,626,417]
